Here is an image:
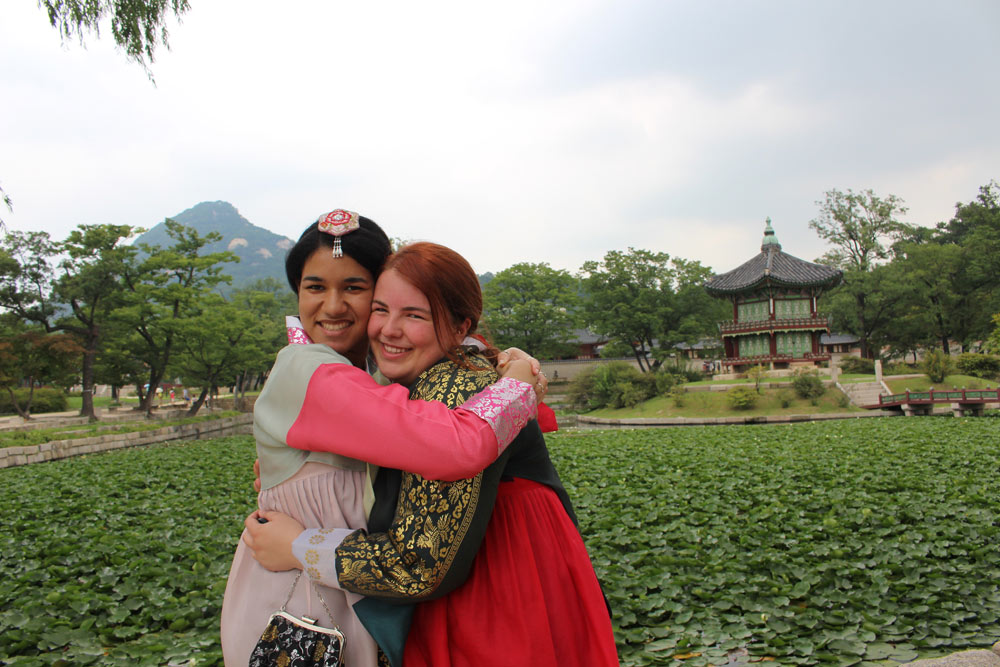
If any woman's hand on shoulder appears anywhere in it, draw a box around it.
[497,347,540,374]
[243,510,305,572]
[498,347,548,401]
[498,358,548,402]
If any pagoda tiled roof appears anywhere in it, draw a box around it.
[705,221,843,294]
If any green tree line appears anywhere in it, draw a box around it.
[812,181,1000,361]
[0,221,293,420]
[3,180,999,421]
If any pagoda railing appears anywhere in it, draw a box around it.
[718,315,831,335]
[722,352,831,366]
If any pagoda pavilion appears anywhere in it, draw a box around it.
[705,219,842,373]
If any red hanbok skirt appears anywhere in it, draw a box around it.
[403,478,619,666]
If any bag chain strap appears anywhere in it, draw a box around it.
[280,570,339,629]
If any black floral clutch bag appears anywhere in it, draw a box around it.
[248,571,345,667]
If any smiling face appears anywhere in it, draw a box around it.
[297,249,374,366]
[368,268,468,385]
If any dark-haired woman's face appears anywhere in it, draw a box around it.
[298,249,374,366]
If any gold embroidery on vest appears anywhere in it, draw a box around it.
[335,356,499,598]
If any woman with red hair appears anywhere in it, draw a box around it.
[249,242,618,666]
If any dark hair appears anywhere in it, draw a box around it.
[383,242,498,368]
[285,213,392,292]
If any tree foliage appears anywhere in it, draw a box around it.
[482,262,579,359]
[579,248,673,372]
[0,225,140,419]
[810,188,910,272]
[660,257,729,350]
[814,181,1000,361]
[38,0,191,72]
[0,322,82,419]
[0,183,11,232]
[116,220,237,414]
[927,180,1000,347]
[169,291,283,415]
[986,314,1000,355]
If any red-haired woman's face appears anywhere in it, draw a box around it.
[297,249,373,366]
[369,269,463,385]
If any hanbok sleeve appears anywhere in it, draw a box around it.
[285,362,536,481]
[296,358,537,602]
[328,459,507,601]
[292,424,532,602]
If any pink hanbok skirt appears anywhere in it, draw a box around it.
[220,462,376,667]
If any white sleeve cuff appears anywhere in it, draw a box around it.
[292,527,354,590]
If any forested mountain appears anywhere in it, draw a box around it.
[135,201,294,289]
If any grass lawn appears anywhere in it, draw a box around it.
[64,395,138,410]
[61,391,260,412]
[587,385,862,419]
[0,411,242,449]
[683,373,895,387]
[885,374,998,393]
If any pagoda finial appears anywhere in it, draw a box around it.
[761,217,781,251]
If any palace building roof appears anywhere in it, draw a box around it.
[705,219,843,295]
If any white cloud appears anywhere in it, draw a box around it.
[1,0,997,279]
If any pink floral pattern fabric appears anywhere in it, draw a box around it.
[461,377,537,453]
[286,316,312,345]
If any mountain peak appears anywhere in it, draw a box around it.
[135,201,293,290]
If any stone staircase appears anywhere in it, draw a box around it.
[838,381,886,408]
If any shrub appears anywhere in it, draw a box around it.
[658,357,704,383]
[727,386,758,410]
[838,356,875,374]
[884,361,917,375]
[568,362,657,410]
[955,353,1000,380]
[0,388,68,415]
[922,349,953,383]
[777,389,794,408]
[617,381,647,408]
[792,369,826,401]
[567,367,599,410]
[654,371,683,395]
[669,386,686,408]
[746,365,767,393]
[598,339,633,359]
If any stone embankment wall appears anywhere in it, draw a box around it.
[0,413,253,469]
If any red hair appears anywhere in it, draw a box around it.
[383,242,497,368]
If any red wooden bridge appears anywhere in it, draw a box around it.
[867,388,1000,417]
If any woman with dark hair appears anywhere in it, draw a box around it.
[247,242,619,667]
[220,214,542,667]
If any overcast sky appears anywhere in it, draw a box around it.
[2,0,998,276]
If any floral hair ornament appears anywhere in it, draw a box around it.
[317,209,361,258]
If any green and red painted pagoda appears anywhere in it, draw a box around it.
[705,219,842,373]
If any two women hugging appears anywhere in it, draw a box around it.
[220,210,618,667]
